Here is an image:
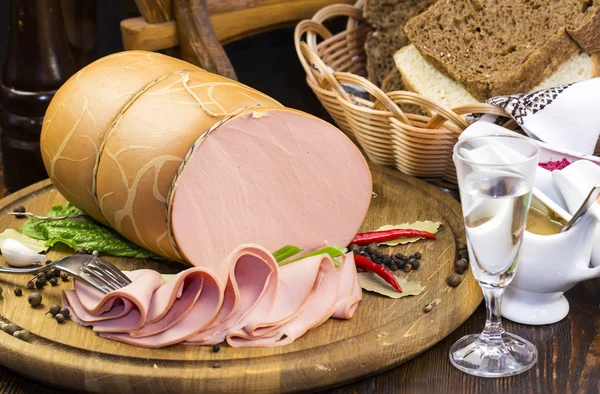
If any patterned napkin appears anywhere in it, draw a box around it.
[471,78,600,155]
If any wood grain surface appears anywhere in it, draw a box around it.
[0,164,481,393]
[173,0,237,79]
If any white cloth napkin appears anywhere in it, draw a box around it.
[472,77,600,155]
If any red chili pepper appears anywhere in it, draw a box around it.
[354,254,402,293]
[351,229,436,246]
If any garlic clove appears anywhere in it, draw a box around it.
[1,238,45,267]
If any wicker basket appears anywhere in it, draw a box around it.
[294,0,518,189]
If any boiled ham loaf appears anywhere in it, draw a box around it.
[41,51,372,265]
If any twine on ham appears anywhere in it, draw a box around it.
[164,105,265,261]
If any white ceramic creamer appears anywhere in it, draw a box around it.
[502,189,600,325]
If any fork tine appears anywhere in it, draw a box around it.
[85,260,130,287]
[75,272,112,294]
[89,258,132,285]
[81,266,121,291]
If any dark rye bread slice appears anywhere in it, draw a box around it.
[365,29,410,87]
[404,0,600,100]
[364,0,437,87]
[381,68,405,92]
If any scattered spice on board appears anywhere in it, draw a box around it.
[28,292,42,307]
[423,304,433,313]
[2,323,18,335]
[13,288,22,296]
[212,344,221,353]
[47,304,61,317]
[446,274,462,287]
[12,206,26,219]
[60,308,70,319]
[14,330,31,341]
[55,314,65,323]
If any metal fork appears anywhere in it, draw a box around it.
[0,254,131,294]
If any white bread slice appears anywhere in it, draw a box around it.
[394,45,600,109]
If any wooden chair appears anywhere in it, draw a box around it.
[120,0,354,80]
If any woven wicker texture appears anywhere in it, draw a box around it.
[294,0,521,189]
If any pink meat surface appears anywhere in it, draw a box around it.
[65,246,362,348]
[170,108,372,269]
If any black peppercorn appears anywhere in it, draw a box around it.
[35,278,46,289]
[458,243,468,251]
[359,250,368,257]
[404,264,413,273]
[411,260,421,270]
[47,304,61,317]
[45,260,53,266]
[389,263,399,271]
[348,244,360,253]
[414,252,422,260]
[60,272,69,281]
[458,249,469,259]
[382,255,392,265]
[366,242,378,254]
[36,272,47,279]
[375,252,383,259]
[212,344,221,353]
[26,281,34,290]
[60,308,70,319]
[447,274,462,287]
[28,292,42,307]
[12,206,26,219]
[13,288,22,296]
[55,314,65,323]
[49,277,59,286]
[394,253,404,260]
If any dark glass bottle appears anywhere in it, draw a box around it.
[1,0,78,193]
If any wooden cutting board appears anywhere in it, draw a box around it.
[0,164,481,393]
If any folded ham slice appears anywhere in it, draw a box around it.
[63,246,361,348]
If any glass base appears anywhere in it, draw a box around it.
[449,332,537,378]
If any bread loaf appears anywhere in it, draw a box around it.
[394,44,600,109]
[404,0,600,100]
[41,51,373,266]
[364,0,436,87]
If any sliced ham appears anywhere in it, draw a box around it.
[64,246,362,348]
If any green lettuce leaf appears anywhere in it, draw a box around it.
[21,204,162,259]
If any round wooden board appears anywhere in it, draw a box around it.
[0,164,482,393]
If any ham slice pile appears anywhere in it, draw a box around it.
[62,244,362,348]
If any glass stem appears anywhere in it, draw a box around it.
[480,285,505,344]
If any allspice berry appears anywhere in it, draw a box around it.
[60,308,70,319]
[446,273,462,287]
[14,330,31,341]
[13,288,22,297]
[55,314,65,323]
[454,259,469,274]
[47,304,61,317]
[2,323,18,335]
[28,292,42,307]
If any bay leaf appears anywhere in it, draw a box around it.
[0,229,48,253]
[375,221,443,246]
[358,272,425,299]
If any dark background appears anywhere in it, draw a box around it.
[0,0,330,121]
